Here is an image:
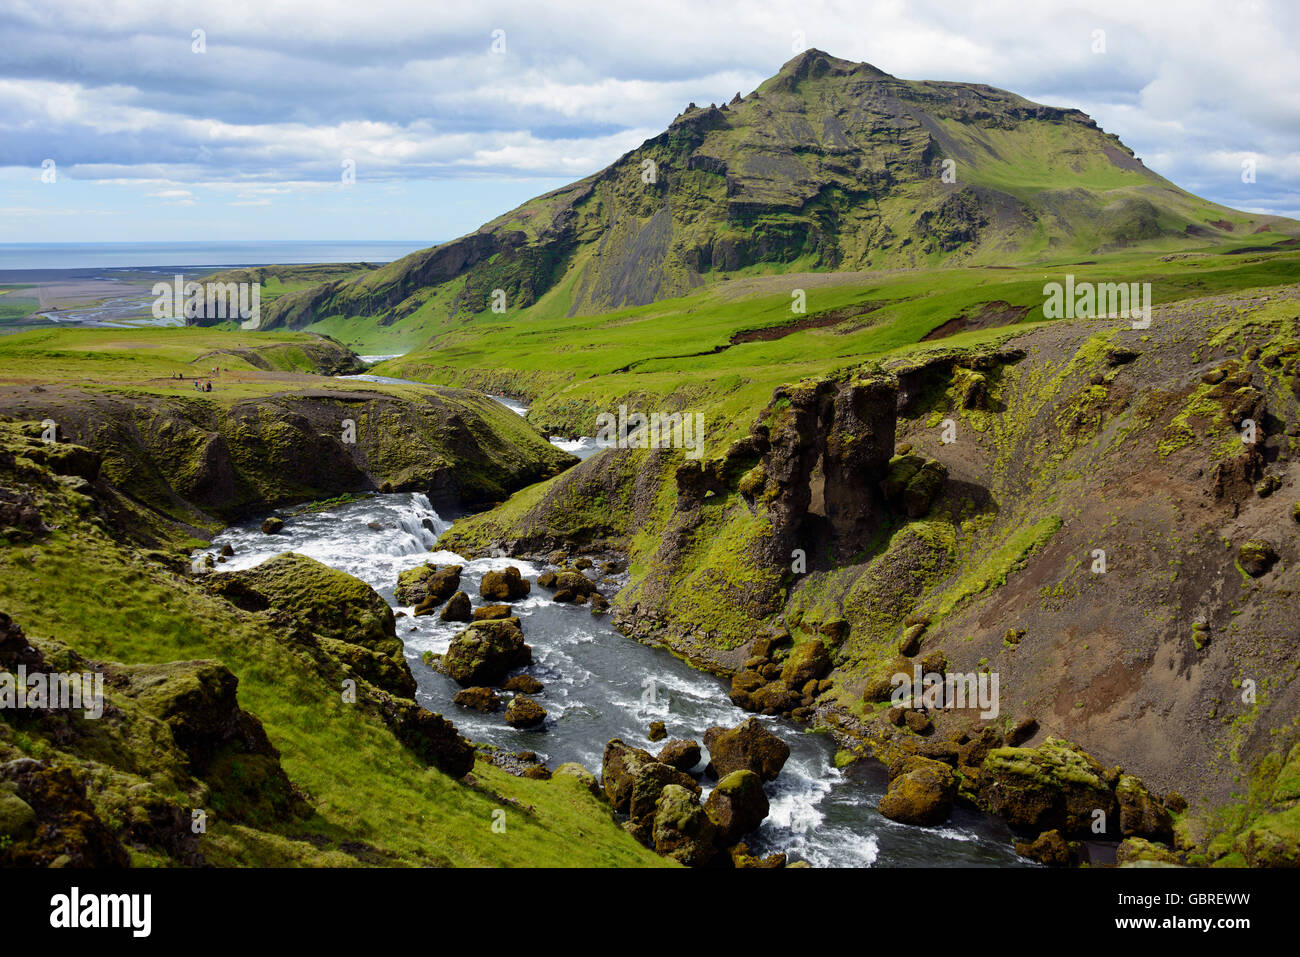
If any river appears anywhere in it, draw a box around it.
[199,485,1027,868]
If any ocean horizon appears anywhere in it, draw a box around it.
[0,240,436,272]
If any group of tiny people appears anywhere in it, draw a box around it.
[170,366,224,392]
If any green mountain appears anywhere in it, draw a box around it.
[247,49,1292,337]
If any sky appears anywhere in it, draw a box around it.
[1,0,1297,245]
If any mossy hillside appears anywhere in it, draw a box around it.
[0,430,668,867]
[436,286,1300,837]
[0,335,575,523]
[1194,740,1300,867]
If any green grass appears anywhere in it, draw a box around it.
[0,485,668,867]
[367,243,1300,448]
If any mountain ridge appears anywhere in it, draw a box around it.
[241,49,1297,336]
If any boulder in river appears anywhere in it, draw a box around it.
[602,739,657,811]
[452,686,501,713]
[704,717,790,782]
[1014,829,1072,867]
[648,720,667,742]
[878,756,956,826]
[704,769,769,845]
[630,761,700,829]
[443,618,531,687]
[405,564,462,611]
[480,566,530,601]
[549,570,595,603]
[601,739,700,832]
[505,694,547,729]
[261,516,284,535]
[501,674,544,694]
[657,739,701,772]
[439,590,472,622]
[473,603,513,621]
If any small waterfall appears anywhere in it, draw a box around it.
[391,493,448,554]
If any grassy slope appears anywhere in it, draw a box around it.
[0,426,666,867]
[377,242,1300,442]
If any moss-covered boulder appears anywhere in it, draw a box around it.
[502,674,544,694]
[601,739,657,812]
[652,784,718,867]
[704,717,790,782]
[658,739,702,772]
[504,694,546,728]
[1237,539,1278,577]
[898,622,926,656]
[0,786,38,844]
[383,699,475,778]
[439,590,472,622]
[780,639,831,687]
[1116,837,1181,867]
[0,761,128,867]
[480,566,530,602]
[630,762,700,829]
[261,516,284,534]
[553,762,601,797]
[601,738,700,832]
[729,842,787,868]
[1116,774,1174,842]
[704,769,770,845]
[208,553,414,697]
[211,553,396,652]
[980,737,1116,834]
[903,460,948,518]
[125,660,281,773]
[1014,829,1071,866]
[881,453,948,518]
[403,564,462,611]
[473,603,513,621]
[452,686,501,712]
[878,756,956,826]
[442,618,531,687]
[549,570,596,603]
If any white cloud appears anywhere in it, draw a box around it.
[0,0,1295,220]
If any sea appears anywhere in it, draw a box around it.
[0,241,433,273]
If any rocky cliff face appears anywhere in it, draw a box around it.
[255,50,1285,333]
